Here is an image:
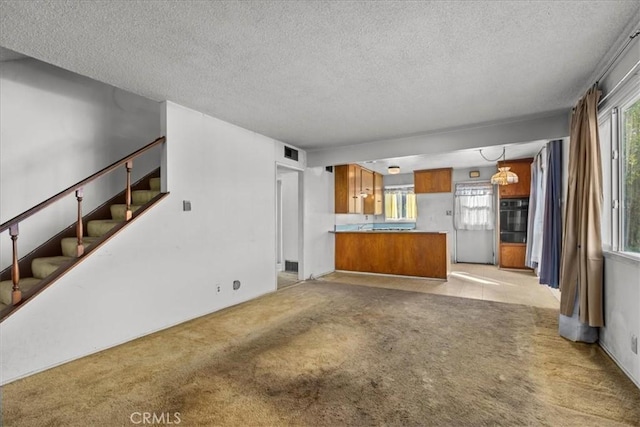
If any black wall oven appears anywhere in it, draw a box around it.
[500,198,529,243]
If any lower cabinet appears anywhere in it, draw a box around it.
[499,243,527,269]
[335,231,450,279]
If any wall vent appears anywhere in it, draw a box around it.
[284,260,299,272]
[325,166,333,173]
[284,146,299,161]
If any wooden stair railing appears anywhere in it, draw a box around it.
[0,136,166,307]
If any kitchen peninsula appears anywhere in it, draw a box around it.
[333,230,450,279]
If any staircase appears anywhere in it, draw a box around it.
[0,178,162,313]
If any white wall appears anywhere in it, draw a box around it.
[600,254,640,387]
[383,172,413,187]
[302,167,335,279]
[280,171,298,263]
[415,166,497,262]
[0,101,291,384]
[0,58,160,270]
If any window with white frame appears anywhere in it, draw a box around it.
[600,80,640,257]
[384,186,416,221]
[621,95,640,253]
[454,182,494,230]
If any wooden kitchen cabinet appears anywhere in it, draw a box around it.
[414,168,452,193]
[499,243,527,269]
[336,165,382,215]
[497,158,533,199]
[362,169,384,215]
[335,164,363,214]
[374,172,383,215]
[362,168,375,214]
[335,164,361,214]
[335,231,450,279]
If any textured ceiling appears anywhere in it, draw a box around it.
[0,1,638,150]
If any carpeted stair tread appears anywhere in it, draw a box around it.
[32,256,74,279]
[87,219,122,237]
[60,236,101,257]
[110,204,142,220]
[0,277,41,305]
[149,177,161,191]
[132,190,160,205]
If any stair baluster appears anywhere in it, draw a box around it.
[10,224,21,304]
[125,160,133,220]
[1,136,166,320]
[76,188,84,257]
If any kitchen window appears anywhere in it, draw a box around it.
[454,183,495,231]
[384,185,416,221]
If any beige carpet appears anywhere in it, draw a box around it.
[2,281,639,426]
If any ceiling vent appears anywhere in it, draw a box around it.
[284,146,298,161]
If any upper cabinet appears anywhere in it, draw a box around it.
[374,172,383,215]
[335,165,383,214]
[497,158,533,198]
[414,168,452,193]
[335,164,362,213]
[362,168,375,214]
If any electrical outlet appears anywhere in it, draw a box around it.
[445,210,452,216]
[632,335,638,355]
[216,284,221,293]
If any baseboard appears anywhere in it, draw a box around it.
[308,270,334,280]
[599,341,640,390]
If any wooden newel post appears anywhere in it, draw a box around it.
[76,188,84,257]
[9,224,21,305]
[125,160,133,220]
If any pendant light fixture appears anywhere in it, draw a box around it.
[388,165,400,175]
[479,147,518,186]
[491,165,519,186]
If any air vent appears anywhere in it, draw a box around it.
[325,166,333,173]
[284,146,298,161]
[285,260,299,272]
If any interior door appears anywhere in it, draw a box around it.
[454,182,495,264]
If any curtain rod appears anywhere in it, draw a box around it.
[598,59,640,106]
[596,28,639,85]
[534,139,563,159]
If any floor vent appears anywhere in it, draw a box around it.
[285,260,299,272]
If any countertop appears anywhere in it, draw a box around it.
[330,230,447,234]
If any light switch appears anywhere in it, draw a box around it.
[183,200,192,211]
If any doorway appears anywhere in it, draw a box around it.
[276,164,303,289]
[453,182,496,264]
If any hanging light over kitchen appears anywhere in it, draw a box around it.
[490,166,519,186]
[388,165,400,174]
[480,147,518,186]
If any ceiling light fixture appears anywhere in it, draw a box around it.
[479,148,519,186]
[388,166,400,175]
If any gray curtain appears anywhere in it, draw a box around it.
[559,86,604,327]
[526,146,547,269]
[539,140,562,288]
[525,161,537,267]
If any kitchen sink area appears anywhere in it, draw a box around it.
[333,222,416,232]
